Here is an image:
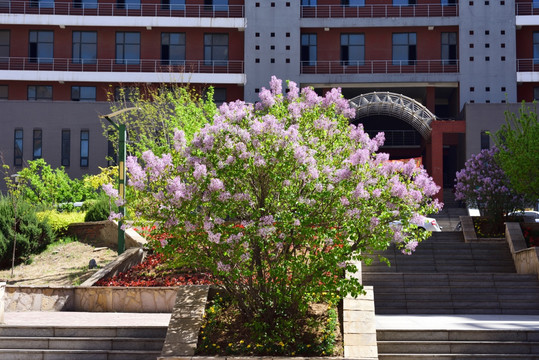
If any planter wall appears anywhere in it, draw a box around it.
[66,220,147,249]
[506,222,539,280]
[0,282,5,323]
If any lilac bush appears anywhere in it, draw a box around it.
[454,147,526,220]
[107,77,441,352]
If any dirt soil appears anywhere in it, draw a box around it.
[0,242,118,286]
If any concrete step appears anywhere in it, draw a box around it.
[0,337,164,350]
[377,329,539,360]
[0,324,167,360]
[378,341,539,354]
[0,349,162,360]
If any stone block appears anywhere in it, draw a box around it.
[0,282,4,323]
[344,344,378,358]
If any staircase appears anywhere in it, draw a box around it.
[0,322,167,360]
[362,231,539,359]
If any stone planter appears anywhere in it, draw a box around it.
[0,281,5,324]
[506,222,539,280]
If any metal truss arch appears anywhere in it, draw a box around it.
[348,92,436,139]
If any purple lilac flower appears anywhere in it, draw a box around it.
[287,80,299,101]
[217,261,231,272]
[102,183,118,198]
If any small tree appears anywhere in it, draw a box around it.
[454,147,526,221]
[104,84,217,158]
[106,77,442,353]
[493,102,539,203]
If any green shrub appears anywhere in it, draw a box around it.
[0,196,55,269]
[37,210,85,236]
[84,195,117,222]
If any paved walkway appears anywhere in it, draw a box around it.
[3,311,171,327]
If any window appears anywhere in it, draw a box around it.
[341,0,364,6]
[534,87,539,101]
[301,33,317,66]
[33,129,42,160]
[393,0,416,5]
[28,85,52,100]
[204,33,228,66]
[71,86,96,101]
[534,32,539,64]
[341,33,364,66]
[204,0,228,11]
[116,32,140,65]
[14,129,23,167]
[30,0,54,8]
[29,30,53,64]
[80,130,89,167]
[114,86,139,101]
[72,31,97,64]
[161,0,184,10]
[534,0,539,8]
[0,85,7,99]
[0,30,9,62]
[73,0,97,9]
[441,32,457,65]
[392,32,416,65]
[480,131,489,150]
[62,130,70,167]
[441,0,456,4]
[161,33,185,65]
[213,88,227,105]
[117,0,140,9]
[301,0,316,5]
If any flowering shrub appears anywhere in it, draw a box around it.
[521,224,539,248]
[454,147,526,221]
[105,77,441,352]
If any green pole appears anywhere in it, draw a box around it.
[118,123,126,255]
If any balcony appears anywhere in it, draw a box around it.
[366,130,422,147]
[301,4,458,18]
[516,3,539,15]
[0,57,244,73]
[0,1,244,17]
[300,60,459,75]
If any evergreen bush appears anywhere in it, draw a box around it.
[0,195,55,268]
[84,195,117,222]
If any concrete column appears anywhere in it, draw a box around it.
[430,128,444,203]
[426,86,436,114]
[0,282,5,324]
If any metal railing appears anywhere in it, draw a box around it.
[300,4,458,18]
[517,58,539,72]
[0,57,244,73]
[366,130,421,147]
[0,1,244,17]
[301,60,459,74]
[516,3,539,16]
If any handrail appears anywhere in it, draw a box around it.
[0,1,244,17]
[300,4,458,18]
[0,57,244,73]
[300,60,459,74]
[517,58,539,72]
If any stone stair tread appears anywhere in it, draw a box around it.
[379,354,538,360]
[0,349,162,360]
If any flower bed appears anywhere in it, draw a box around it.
[94,253,215,287]
[521,223,539,248]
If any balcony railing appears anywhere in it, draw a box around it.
[301,4,458,18]
[366,130,421,147]
[0,1,244,17]
[0,57,244,74]
[300,60,459,75]
[517,58,539,72]
[516,3,539,16]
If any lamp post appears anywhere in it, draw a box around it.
[99,107,138,255]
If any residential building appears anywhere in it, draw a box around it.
[0,0,536,201]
